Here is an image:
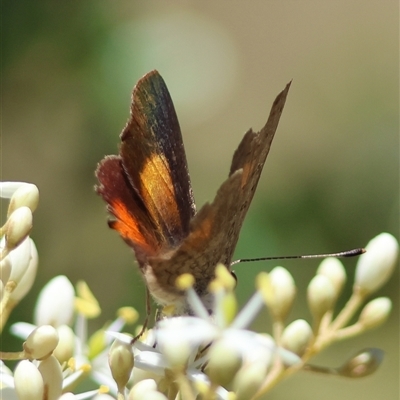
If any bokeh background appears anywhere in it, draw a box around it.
[2,1,398,399]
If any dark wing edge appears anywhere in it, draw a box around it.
[224,81,292,261]
[120,70,196,247]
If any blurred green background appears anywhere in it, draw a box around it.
[2,1,398,399]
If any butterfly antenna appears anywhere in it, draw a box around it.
[231,247,365,266]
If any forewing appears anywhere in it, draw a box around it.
[120,70,196,248]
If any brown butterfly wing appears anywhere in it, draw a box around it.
[96,155,160,261]
[120,71,196,248]
[96,70,196,262]
[223,81,292,263]
[149,82,291,296]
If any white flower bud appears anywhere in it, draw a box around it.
[355,233,398,295]
[8,183,39,216]
[358,297,392,329]
[8,236,31,284]
[267,267,296,320]
[0,257,11,285]
[233,360,267,400]
[207,339,242,386]
[34,275,75,327]
[128,379,158,400]
[9,239,38,303]
[317,257,346,299]
[130,367,160,389]
[160,339,191,368]
[281,319,313,356]
[24,325,59,360]
[4,206,32,251]
[38,355,63,400]
[307,275,335,319]
[109,339,134,391]
[14,360,44,400]
[53,325,75,363]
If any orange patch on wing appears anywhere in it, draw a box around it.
[140,154,181,233]
[108,198,159,256]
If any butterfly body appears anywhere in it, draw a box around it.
[96,70,290,314]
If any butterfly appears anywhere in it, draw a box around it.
[96,70,290,315]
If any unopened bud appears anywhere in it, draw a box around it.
[0,256,12,285]
[5,206,33,251]
[355,233,398,295]
[0,281,4,301]
[9,238,38,303]
[233,361,267,400]
[8,236,31,284]
[207,340,242,386]
[281,319,313,356]
[38,355,63,400]
[14,360,44,400]
[358,297,392,330]
[24,325,59,360]
[266,267,296,321]
[8,183,39,216]
[54,325,75,363]
[161,339,191,368]
[109,339,134,391]
[307,275,335,319]
[317,257,346,299]
[128,379,158,400]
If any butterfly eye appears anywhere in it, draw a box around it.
[231,270,238,287]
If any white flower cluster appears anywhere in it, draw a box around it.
[0,181,398,400]
[0,182,39,327]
